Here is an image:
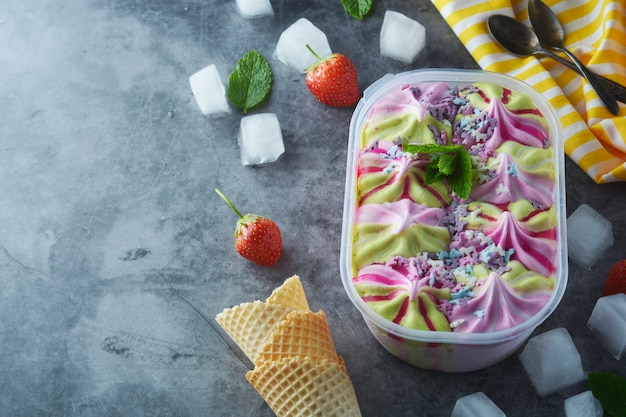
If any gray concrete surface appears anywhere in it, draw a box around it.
[1,0,624,416]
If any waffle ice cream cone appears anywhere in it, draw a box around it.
[215,300,293,364]
[255,310,339,365]
[266,275,310,311]
[216,276,362,416]
[246,356,362,417]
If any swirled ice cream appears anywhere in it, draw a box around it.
[351,81,558,334]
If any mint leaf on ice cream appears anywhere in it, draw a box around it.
[402,141,473,199]
[448,147,472,200]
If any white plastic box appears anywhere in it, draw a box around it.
[340,69,567,372]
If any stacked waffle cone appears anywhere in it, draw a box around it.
[215,275,362,417]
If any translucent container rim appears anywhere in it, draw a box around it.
[340,68,569,345]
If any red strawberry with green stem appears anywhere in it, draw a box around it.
[305,44,360,107]
[215,189,282,266]
[603,259,626,296]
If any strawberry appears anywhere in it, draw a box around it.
[603,259,626,296]
[215,189,282,266]
[305,44,360,107]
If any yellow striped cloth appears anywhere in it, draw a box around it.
[431,0,626,183]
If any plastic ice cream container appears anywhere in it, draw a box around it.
[340,69,568,372]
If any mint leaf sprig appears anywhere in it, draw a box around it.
[341,0,373,20]
[589,372,626,417]
[402,140,473,200]
[227,50,272,114]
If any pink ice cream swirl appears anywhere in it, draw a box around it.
[364,82,452,123]
[454,97,549,155]
[394,82,459,117]
[478,210,557,277]
[351,199,450,274]
[355,199,446,234]
[439,272,551,333]
[357,144,450,207]
[471,152,554,208]
[482,98,549,150]
[353,256,454,331]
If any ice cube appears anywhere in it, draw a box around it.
[235,0,273,19]
[274,18,332,73]
[380,10,426,64]
[189,64,231,117]
[451,392,506,417]
[564,391,604,417]
[588,293,626,359]
[519,328,586,397]
[238,113,285,166]
[567,204,613,269]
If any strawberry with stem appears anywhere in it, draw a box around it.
[305,44,360,107]
[215,189,282,266]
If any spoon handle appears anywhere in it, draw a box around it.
[556,46,619,115]
[542,50,626,104]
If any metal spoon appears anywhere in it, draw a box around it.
[527,0,619,114]
[487,14,626,105]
